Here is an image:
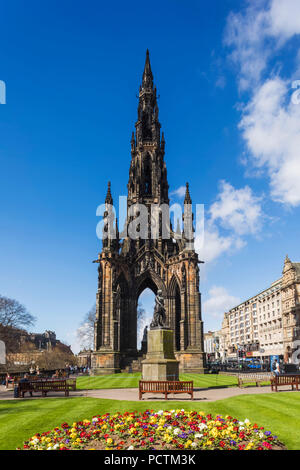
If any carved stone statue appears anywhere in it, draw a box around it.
[150,290,166,329]
[142,325,148,342]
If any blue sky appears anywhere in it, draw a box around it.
[1,0,300,352]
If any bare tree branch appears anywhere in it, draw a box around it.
[76,304,96,350]
[0,295,36,329]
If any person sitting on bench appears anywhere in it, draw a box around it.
[19,373,32,397]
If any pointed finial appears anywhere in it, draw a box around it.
[184,182,192,204]
[105,181,113,205]
[285,254,291,263]
[142,49,153,89]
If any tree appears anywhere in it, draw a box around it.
[76,304,96,351]
[0,295,36,353]
[0,295,36,329]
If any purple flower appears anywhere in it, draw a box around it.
[264,431,271,436]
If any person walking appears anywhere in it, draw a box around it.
[274,360,281,376]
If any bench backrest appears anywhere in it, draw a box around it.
[238,373,271,380]
[18,379,76,391]
[274,374,300,384]
[139,381,193,392]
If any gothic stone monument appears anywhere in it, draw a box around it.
[142,290,179,381]
[91,50,205,375]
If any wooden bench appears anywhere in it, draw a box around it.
[270,374,300,392]
[17,378,76,398]
[139,380,193,400]
[238,373,272,388]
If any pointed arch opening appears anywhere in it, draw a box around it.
[143,153,152,195]
[169,275,181,352]
[137,288,155,351]
[175,284,181,351]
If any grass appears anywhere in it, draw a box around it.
[76,373,240,390]
[76,373,271,390]
[0,392,300,450]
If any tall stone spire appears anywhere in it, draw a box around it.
[127,50,168,209]
[135,49,161,145]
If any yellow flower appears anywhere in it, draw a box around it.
[185,440,193,449]
[246,442,254,450]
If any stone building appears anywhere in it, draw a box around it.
[281,256,300,362]
[204,331,221,361]
[92,51,205,374]
[220,255,300,364]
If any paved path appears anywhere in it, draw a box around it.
[1,384,299,401]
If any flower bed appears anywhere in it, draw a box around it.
[22,410,285,450]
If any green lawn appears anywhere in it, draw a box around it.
[76,373,240,390]
[1,393,300,450]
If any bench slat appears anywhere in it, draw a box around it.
[139,381,193,400]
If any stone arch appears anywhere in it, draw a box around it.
[114,272,130,352]
[168,273,181,297]
[135,269,167,300]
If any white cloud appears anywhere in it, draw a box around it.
[240,77,300,206]
[269,0,300,40]
[225,2,270,90]
[196,225,244,264]
[209,180,263,235]
[225,0,300,207]
[170,186,186,198]
[196,181,263,263]
[225,0,300,90]
[203,286,240,319]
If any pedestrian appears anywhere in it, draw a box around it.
[274,360,281,376]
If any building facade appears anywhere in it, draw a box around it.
[92,51,205,374]
[204,330,221,362]
[221,256,300,364]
